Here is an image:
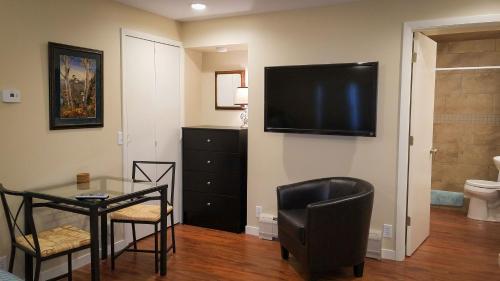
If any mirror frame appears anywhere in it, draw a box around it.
[215,70,246,110]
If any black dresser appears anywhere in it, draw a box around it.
[182,126,247,233]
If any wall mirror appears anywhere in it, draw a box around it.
[215,70,246,110]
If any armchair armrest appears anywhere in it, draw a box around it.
[277,179,330,210]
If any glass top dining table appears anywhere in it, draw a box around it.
[10,176,170,281]
[24,176,161,206]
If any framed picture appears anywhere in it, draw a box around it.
[49,42,103,130]
[215,70,246,110]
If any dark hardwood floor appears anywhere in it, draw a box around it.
[74,208,500,280]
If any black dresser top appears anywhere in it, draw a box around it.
[183,125,246,131]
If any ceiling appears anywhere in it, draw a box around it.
[115,0,358,22]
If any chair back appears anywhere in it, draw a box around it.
[0,184,40,254]
[132,161,176,205]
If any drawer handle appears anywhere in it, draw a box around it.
[206,160,212,164]
[206,202,212,206]
[206,138,212,143]
[206,181,211,185]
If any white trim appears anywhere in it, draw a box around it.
[436,66,500,71]
[245,225,259,236]
[40,240,127,281]
[381,249,396,260]
[396,14,500,262]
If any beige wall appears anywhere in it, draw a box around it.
[184,50,247,127]
[433,38,500,192]
[184,49,203,126]
[181,0,500,250]
[201,51,247,127]
[0,0,180,272]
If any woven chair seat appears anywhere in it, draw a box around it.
[110,204,173,222]
[16,225,90,257]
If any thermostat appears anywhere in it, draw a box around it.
[2,89,21,103]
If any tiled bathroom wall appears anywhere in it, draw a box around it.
[432,38,500,192]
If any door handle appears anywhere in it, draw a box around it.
[430,148,438,155]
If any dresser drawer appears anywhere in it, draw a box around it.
[183,129,240,153]
[184,171,241,196]
[183,191,242,232]
[183,150,241,174]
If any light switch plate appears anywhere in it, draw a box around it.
[2,89,21,103]
[117,131,124,145]
[383,224,393,238]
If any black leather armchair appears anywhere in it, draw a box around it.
[277,177,374,280]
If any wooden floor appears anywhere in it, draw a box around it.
[74,208,500,281]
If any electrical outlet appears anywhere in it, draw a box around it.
[0,256,7,271]
[256,205,262,218]
[383,224,393,238]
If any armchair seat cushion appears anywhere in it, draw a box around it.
[278,209,306,244]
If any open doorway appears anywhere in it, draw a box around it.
[405,26,500,258]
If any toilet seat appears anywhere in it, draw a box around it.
[466,180,500,189]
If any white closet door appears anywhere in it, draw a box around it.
[153,43,182,223]
[122,36,158,240]
[123,36,157,182]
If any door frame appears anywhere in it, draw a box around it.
[395,14,500,261]
[120,28,185,220]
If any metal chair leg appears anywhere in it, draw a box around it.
[8,246,15,272]
[67,253,73,281]
[170,213,176,254]
[110,220,115,270]
[132,222,138,250]
[34,258,41,281]
[154,223,159,273]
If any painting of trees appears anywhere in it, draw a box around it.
[59,55,97,118]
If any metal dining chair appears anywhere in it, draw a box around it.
[0,184,91,281]
[109,161,176,273]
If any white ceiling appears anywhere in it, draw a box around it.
[115,0,358,22]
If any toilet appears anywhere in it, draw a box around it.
[464,156,500,222]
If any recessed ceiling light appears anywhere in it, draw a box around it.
[191,3,206,10]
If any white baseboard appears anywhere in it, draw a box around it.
[245,225,259,236]
[40,239,127,280]
[381,249,396,260]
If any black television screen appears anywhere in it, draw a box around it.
[264,62,378,137]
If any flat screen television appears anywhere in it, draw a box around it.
[264,62,378,137]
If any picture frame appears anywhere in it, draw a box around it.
[215,70,246,110]
[49,42,104,130]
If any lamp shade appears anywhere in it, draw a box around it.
[234,87,248,105]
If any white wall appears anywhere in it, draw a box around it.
[180,0,500,251]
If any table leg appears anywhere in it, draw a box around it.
[24,196,33,281]
[100,208,107,260]
[160,189,168,276]
[90,207,100,281]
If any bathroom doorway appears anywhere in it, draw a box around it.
[406,25,500,257]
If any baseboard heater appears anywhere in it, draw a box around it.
[258,213,278,240]
[366,230,382,260]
